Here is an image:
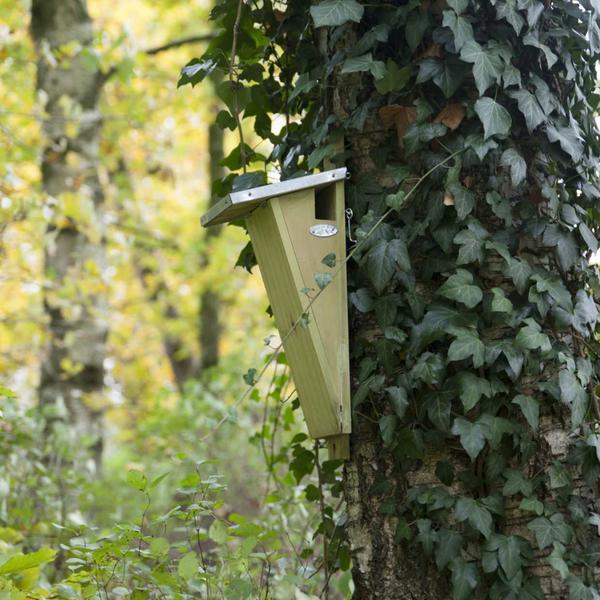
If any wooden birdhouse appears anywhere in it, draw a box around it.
[201,168,351,459]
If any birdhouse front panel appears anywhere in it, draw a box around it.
[275,181,351,435]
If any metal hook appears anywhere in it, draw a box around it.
[345,208,356,243]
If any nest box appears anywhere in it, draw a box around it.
[201,168,351,459]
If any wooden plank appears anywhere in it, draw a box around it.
[327,434,350,460]
[278,182,351,435]
[246,200,342,438]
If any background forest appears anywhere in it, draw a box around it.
[5,0,600,598]
[0,0,349,598]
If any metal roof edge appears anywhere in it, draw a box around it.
[201,167,347,227]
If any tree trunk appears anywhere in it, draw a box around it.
[31,0,107,474]
[199,79,225,371]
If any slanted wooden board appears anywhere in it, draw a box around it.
[202,169,351,459]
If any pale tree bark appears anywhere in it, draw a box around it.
[328,25,598,600]
[31,0,107,473]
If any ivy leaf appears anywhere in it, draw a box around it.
[496,1,525,34]
[523,31,558,68]
[491,287,513,313]
[374,60,411,94]
[450,559,479,600]
[448,330,485,367]
[412,352,446,386]
[379,414,397,446]
[457,372,491,411]
[509,89,546,132]
[438,269,483,308]
[528,514,572,550]
[474,97,512,140]
[532,272,572,311]
[426,394,452,431]
[314,272,333,289]
[500,148,527,186]
[507,258,532,294]
[503,469,533,496]
[454,229,485,264]
[549,462,571,489]
[443,11,474,51]
[447,0,469,11]
[341,53,386,79]
[386,386,408,417]
[366,238,411,294]
[548,543,569,580]
[307,144,337,169]
[559,369,587,428]
[447,182,476,221]
[518,0,544,26]
[436,529,463,568]
[243,368,257,386]
[321,253,336,268]
[406,12,430,51]
[547,123,585,162]
[460,41,503,95]
[520,497,544,515]
[497,535,522,579]
[512,395,539,431]
[466,134,498,161]
[555,232,579,272]
[178,58,217,87]
[452,417,486,460]
[515,320,551,352]
[310,0,364,27]
[455,497,493,538]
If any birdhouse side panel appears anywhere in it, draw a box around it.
[278,183,351,434]
[245,201,342,439]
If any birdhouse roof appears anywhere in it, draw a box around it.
[201,167,347,227]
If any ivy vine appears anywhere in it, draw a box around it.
[180,0,600,597]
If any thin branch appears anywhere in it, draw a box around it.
[145,34,214,55]
[103,32,214,81]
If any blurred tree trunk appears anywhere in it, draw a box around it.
[199,84,225,371]
[31,0,107,474]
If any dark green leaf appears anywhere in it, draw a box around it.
[509,89,546,132]
[386,386,408,417]
[379,414,397,446]
[547,124,584,162]
[436,529,463,568]
[528,514,572,550]
[438,269,482,308]
[512,395,539,431]
[500,148,527,186]
[460,41,503,95]
[443,11,474,51]
[497,535,522,579]
[310,0,364,27]
[474,97,512,140]
[452,417,486,460]
[457,372,491,411]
